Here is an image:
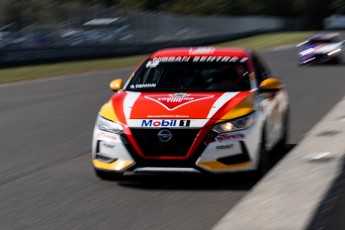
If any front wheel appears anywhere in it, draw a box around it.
[251,131,271,180]
[94,169,124,181]
[276,109,289,151]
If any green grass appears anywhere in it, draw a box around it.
[0,31,314,83]
[0,55,147,83]
[216,31,315,49]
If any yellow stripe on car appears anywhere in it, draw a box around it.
[218,93,255,121]
[93,159,134,171]
[99,101,120,122]
[197,161,251,170]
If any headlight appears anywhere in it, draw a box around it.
[328,48,341,56]
[96,115,123,134]
[212,113,255,133]
[299,48,314,56]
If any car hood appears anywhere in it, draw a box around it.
[100,91,255,128]
[300,43,342,55]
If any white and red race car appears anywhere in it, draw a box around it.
[92,47,289,180]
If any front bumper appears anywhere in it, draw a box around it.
[92,123,261,174]
[299,53,339,65]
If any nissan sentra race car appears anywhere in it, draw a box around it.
[92,47,289,180]
[297,33,344,65]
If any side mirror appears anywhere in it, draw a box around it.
[109,79,123,91]
[259,78,283,92]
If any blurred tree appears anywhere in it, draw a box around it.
[261,0,296,17]
[330,0,345,14]
[0,0,340,30]
[117,0,160,10]
[303,0,331,29]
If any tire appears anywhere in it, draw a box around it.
[276,109,289,151]
[94,169,124,181]
[331,57,341,64]
[251,130,270,180]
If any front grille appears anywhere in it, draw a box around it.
[130,128,200,157]
[314,54,328,63]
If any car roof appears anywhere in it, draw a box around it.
[309,33,340,41]
[149,47,250,58]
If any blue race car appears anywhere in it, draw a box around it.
[297,33,344,65]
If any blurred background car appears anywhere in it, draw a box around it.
[297,33,345,65]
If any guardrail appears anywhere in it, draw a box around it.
[0,30,271,66]
[0,13,289,66]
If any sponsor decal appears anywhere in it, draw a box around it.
[146,54,248,68]
[146,60,159,68]
[192,56,248,63]
[152,56,191,63]
[145,93,214,110]
[141,119,191,127]
[178,120,191,127]
[97,133,117,141]
[130,83,156,89]
[216,144,234,150]
[215,133,245,142]
[147,114,190,118]
[189,47,216,54]
[102,143,115,149]
[99,142,116,155]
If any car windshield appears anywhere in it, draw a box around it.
[308,37,339,45]
[126,59,250,92]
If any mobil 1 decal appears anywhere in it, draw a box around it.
[141,119,191,127]
[145,93,214,110]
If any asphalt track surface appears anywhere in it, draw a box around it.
[1,47,345,229]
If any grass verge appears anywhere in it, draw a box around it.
[216,31,314,49]
[0,31,314,83]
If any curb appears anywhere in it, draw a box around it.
[213,95,345,230]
